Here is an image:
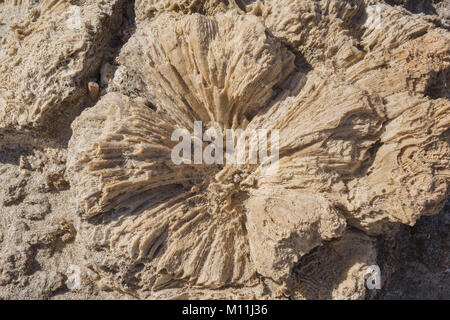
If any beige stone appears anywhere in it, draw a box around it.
[0,0,449,300]
[0,0,122,130]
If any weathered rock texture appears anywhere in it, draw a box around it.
[0,0,449,299]
[0,0,123,131]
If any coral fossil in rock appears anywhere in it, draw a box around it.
[63,1,450,298]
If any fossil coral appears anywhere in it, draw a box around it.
[0,0,449,299]
[65,1,449,298]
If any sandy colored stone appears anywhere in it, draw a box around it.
[87,82,100,102]
[65,1,449,298]
[0,0,449,300]
[292,230,378,300]
[0,0,123,131]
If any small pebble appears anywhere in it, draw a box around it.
[88,81,100,101]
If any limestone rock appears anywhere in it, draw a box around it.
[66,1,449,298]
[134,0,234,21]
[293,231,378,300]
[0,0,449,299]
[0,0,123,131]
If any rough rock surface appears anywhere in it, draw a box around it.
[0,0,449,299]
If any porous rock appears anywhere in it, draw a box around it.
[0,0,449,299]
